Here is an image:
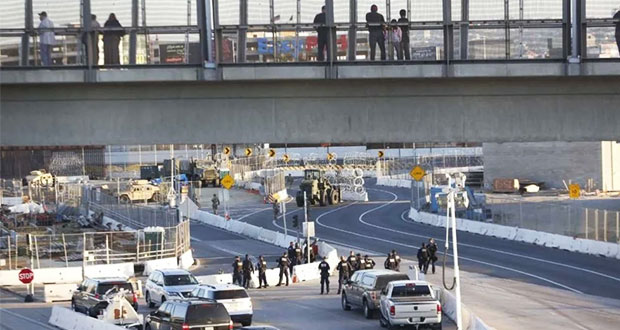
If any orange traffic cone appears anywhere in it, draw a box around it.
[292,274,298,283]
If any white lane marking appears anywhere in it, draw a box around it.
[366,187,620,284]
[0,308,58,330]
[235,207,272,220]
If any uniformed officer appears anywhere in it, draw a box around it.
[232,256,243,286]
[391,249,402,271]
[417,243,429,273]
[287,241,296,274]
[318,256,331,294]
[211,194,220,215]
[276,252,290,286]
[242,254,254,289]
[384,253,397,271]
[363,255,376,269]
[336,256,351,294]
[355,253,363,271]
[294,243,303,264]
[347,251,358,272]
[427,238,438,274]
[256,255,269,288]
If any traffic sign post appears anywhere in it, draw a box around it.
[245,148,253,157]
[378,150,384,158]
[268,149,276,158]
[223,146,231,156]
[19,268,34,302]
[569,183,581,199]
[221,174,234,190]
[410,166,426,210]
[282,154,290,163]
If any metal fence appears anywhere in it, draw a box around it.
[0,220,190,270]
[1,0,618,67]
[380,153,483,177]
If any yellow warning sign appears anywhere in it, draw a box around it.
[327,153,335,161]
[245,148,253,157]
[223,146,231,155]
[378,150,384,158]
[221,174,235,190]
[283,154,290,163]
[268,149,276,157]
[410,166,426,181]
[569,183,580,199]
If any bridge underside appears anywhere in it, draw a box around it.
[1,76,619,146]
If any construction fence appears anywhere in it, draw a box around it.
[0,220,190,271]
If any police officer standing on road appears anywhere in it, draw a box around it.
[277,252,290,286]
[417,243,429,273]
[427,238,438,274]
[232,256,243,286]
[295,243,303,265]
[384,253,397,270]
[347,251,358,273]
[318,256,331,294]
[336,256,351,294]
[287,241,296,267]
[355,253,363,271]
[363,255,376,269]
[212,194,220,215]
[391,250,402,271]
[242,254,254,289]
[273,202,280,220]
[256,255,269,289]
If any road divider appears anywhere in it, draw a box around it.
[43,283,77,303]
[440,289,494,330]
[48,306,126,330]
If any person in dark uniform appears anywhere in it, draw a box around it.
[336,256,351,294]
[363,255,376,269]
[318,256,331,294]
[417,243,429,274]
[256,255,269,288]
[384,253,397,270]
[277,252,290,286]
[614,9,620,54]
[427,238,439,274]
[347,251,358,273]
[355,253,363,271]
[295,243,303,265]
[392,249,402,271]
[211,194,220,215]
[242,254,254,289]
[314,6,330,61]
[397,9,410,60]
[287,242,296,274]
[365,4,386,60]
[232,256,243,286]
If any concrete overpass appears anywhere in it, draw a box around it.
[1,62,620,146]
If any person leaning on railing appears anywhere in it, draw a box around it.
[366,4,386,61]
[103,13,125,65]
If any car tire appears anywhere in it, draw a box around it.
[341,293,351,311]
[363,299,373,319]
[70,299,78,312]
[146,292,155,308]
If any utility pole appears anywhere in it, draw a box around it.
[444,173,466,330]
[282,201,288,237]
[304,191,309,264]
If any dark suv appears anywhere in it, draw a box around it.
[71,277,139,317]
[145,300,233,330]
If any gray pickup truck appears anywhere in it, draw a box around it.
[341,269,409,319]
[379,280,442,329]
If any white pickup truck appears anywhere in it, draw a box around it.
[379,280,442,330]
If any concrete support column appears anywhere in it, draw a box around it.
[460,0,469,60]
[21,0,33,66]
[347,0,357,61]
[442,0,454,61]
[130,0,138,64]
[238,0,247,63]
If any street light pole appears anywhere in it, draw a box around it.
[282,200,288,237]
[304,191,309,264]
[444,174,463,329]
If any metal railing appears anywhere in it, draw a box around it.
[0,220,191,270]
[1,0,618,68]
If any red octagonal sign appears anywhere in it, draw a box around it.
[19,268,34,284]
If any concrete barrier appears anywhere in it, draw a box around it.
[440,289,495,330]
[44,283,77,302]
[293,262,321,282]
[179,249,195,270]
[85,262,134,279]
[341,190,369,202]
[143,257,178,276]
[48,306,127,330]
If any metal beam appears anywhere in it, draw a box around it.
[442,0,454,61]
[460,0,469,59]
[130,0,138,64]
[238,0,247,63]
[347,0,357,61]
[562,0,570,59]
[326,0,337,65]
[21,0,33,66]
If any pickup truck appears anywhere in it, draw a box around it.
[379,280,442,330]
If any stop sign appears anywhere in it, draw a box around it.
[19,268,34,284]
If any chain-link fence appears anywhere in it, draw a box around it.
[0,221,190,271]
[381,154,483,177]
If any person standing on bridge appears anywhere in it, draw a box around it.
[366,4,386,61]
[318,256,331,294]
[38,11,56,66]
[276,252,290,286]
[232,256,243,286]
[211,193,220,215]
[427,238,438,274]
[314,6,330,62]
[336,256,351,294]
[256,255,269,288]
[242,254,254,289]
[398,9,411,60]
[417,243,429,273]
[389,19,403,60]
[103,13,125,65]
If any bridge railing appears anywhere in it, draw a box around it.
[1,0,618,68]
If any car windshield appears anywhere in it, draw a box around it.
[186,304,230,324]
[213,290,249,300]
[374,274,410,290]
[97,283,134,294]
[391,285,432,297]
[164,274,198,286]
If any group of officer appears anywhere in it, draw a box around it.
[232,254,270,289]
[417,238,439,274]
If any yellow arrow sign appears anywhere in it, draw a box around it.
[245,148,253,157]
[221,174,235,190]
[282,154,290,163]
[410,166,426,181]
[268,149,276,158]
[327,153,335,161]
[378,150,384,158]
[223,146,231,155]
[569,183,580,199]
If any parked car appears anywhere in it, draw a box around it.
[144,269,199,308]
[145,299,233,330]
[379,280,442,329]
[71,277,139,317]
[191,284,253,326]
[341,269,409,319]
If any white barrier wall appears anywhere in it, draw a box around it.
[84,262,135,279]
[143,257,178,276]
[409,207,620,260]
[0,262,137,286]
[48,306,127,330]
[440,289,494,330]
[179,249,195,270]
[44,283,78,303]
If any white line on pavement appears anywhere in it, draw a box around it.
[0,308,58,330]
